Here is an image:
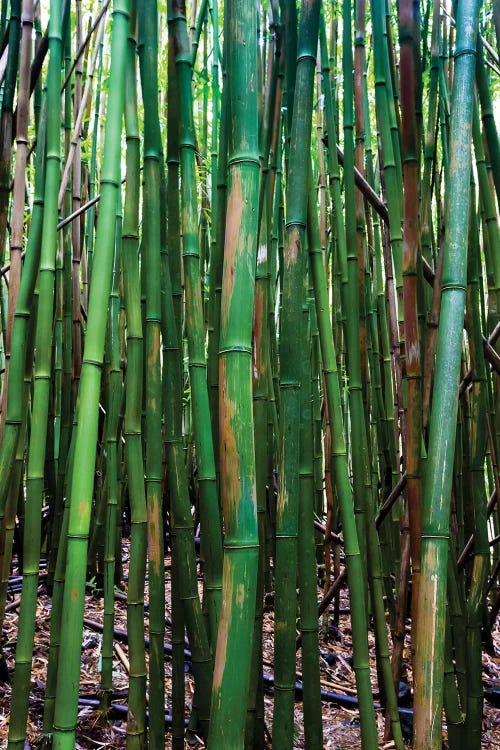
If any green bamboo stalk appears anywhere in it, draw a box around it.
[190,0,208,67]
[370,0,404,342]
[443,604,465,748]
[166,36,182,347]
[42,410,82,734]
[279,0,297,136]
[463,182,489,750]
[4,0,57,684]
[246,10,281,743]
[342,0,372,590]
[0,4,39,518]
[170,0,222,645]
[476,42,500,208]
[161,166,213,741]
[370,0,413,623]
[121,10,147,745]
[161,236,213,738]
[272,2,320,746]
[165,10,213,737]
[247,163,270,750]
[71,0,83,402]
[353,0,370,438]
[413,2,481,747]
[421,0,441,429]
[165,22,185,747]
[0,0,7,39]
[298,272,322,750]
[99,194,123,711]
[138,5,165,746]
[206,0,224,462]
[206,0,260,745]
[4,106,47,749]
[308,171,403,748]
[307,160,379,750]
[49,12,74,589]
[472,96,500,340]
[50,3,131,747]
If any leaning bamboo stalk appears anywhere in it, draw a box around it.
[50,3,131,747]
[476,41,500,208]
[0,0,34,612]
[85,4,104,294]
[0,0,33,441]
[3,0,61,740]
[57,11,106,211]
[308,177,379,750]
[60,0,110,92]
[4,146,45,746]
[413,1,481,747]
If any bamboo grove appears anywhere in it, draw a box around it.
[0,0,499,748]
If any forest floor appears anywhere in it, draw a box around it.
[0,543,499,749]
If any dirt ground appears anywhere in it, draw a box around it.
[0,547,499,749]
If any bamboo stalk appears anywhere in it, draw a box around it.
[413,2,481,747]
[50,3,131,746]
[138,3,165,746]
[207,0,260,745]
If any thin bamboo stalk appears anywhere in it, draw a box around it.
[399,0,423,650]
[4,99,47,750]
[99,198,122,711]
[138,3,165,745]
[308,168,379,750]
[165,19,185,747]
[0,0,33,443]
[121,11,147,745]
[170,0,222,645]
[50,3,131,747]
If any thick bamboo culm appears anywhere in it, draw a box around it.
[0,2,498,750]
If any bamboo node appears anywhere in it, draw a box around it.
[454,46,477,60]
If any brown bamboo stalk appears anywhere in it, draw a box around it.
[57,12,106,210]
[60,0,111,92]
[399,0,422,659]
[0,0,33,441]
